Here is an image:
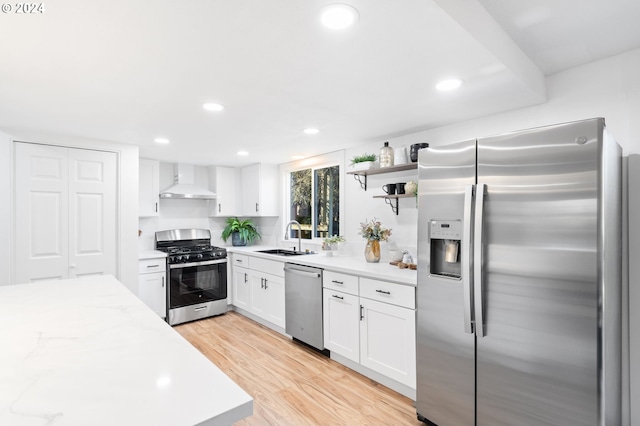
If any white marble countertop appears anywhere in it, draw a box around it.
[0,275,252,426]
[138,249,167,260]
[228,245,417,286]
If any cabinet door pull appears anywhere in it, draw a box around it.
[264,278,268,289]
[244,273,247,283]
[256,202,259,212]
[375,289,391,295]
[360,305,364,321]
[147,264,160,268]
[162,276,165,288]
[332,294,343,300]
[236,259,243,263]
[260,278,264,289]
[155,202,158,213]
[332,280,344,285]
[218,204,221,213]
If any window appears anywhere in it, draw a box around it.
[287,160,341,241]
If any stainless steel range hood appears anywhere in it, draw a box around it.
[159,164,217,199]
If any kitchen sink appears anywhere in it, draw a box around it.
[256,249,309,256]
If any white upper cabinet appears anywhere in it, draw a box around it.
[241,163,278,216]
[208,166,238,217]
[139,159,159,217]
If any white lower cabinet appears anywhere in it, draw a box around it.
[230,253,285,329]
[232,265,251,311]
[323,288,360,363]
[250,271,285,328]
[360,297,416,387]
[322,271,416,389]
[138,258,166,318]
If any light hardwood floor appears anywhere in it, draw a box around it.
[175,311,424,426]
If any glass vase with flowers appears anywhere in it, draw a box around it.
[358,218,392,263]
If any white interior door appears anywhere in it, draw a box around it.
[15,143,69,283]
[14,143,118,283]
[68,148,117,278]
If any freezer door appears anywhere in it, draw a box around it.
[475,119,602,425]
[416,139,476,426]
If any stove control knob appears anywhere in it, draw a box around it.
[176,256,183,262]
[197,253,203,260]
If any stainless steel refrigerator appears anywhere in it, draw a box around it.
[416,118,622,426]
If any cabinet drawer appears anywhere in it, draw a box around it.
[231,254,250,268]
[249,256,285,277]
[139,258,166,274]
[360,278,415,309]
[323,271,358,295]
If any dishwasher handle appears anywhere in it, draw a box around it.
[283,266,321,278]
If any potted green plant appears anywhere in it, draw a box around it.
[349,153,377,171]
[221,217,261,246]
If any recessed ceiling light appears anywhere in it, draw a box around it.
[436,78,463,91]
[303,128,319,135]
[203,103,225,112]
[237,151,249,156]
[292,155,305,160]
[320,4,359,30]
[154,138,170,144]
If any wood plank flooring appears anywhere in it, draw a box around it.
[175,311,423,426]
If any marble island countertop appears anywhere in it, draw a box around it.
[228,245,417,286]
[0,275,252,426]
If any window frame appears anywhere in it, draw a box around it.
[280,151,345,244]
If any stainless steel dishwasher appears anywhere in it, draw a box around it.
[284,263,324,351]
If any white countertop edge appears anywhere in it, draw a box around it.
[138,249,168,259]
[227,245,417,287]
[0,275,253,426]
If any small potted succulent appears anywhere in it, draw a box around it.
[349,153,377,171]
[221,217,261,246]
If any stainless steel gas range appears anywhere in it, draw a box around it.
[155,229,227,326]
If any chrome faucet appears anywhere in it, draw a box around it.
[284,220,302,252]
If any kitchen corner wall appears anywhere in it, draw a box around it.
[138,162,281,251]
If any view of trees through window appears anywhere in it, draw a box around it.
[289,165,339,239]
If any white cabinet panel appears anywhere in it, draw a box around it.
[360,298,416,388]
[208,166,238,217]
[139,271,166,318]
[139,159,159,217]
[323,270,359,295]
[241,163,278,216]
[360,277,415,309]
[249,271,285,328]
[232,266,251,311]
[323,288,360,363]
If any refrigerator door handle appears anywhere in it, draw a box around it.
[474,183,486,337]
[462,184,475,334]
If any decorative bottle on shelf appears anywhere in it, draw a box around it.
[379,141,394,168]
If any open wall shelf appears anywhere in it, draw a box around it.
[346,163,417,190]
[372,194,416,215]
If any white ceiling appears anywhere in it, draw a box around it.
[1,0,639,166]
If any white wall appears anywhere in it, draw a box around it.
[340,48,640,259]
[0,131,12,284]
[2,133,139,292]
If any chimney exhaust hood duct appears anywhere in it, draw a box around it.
[159,164,217,199]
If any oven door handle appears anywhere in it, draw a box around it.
[169,259,228,269]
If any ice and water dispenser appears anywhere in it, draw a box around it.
[429,220,462,279]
